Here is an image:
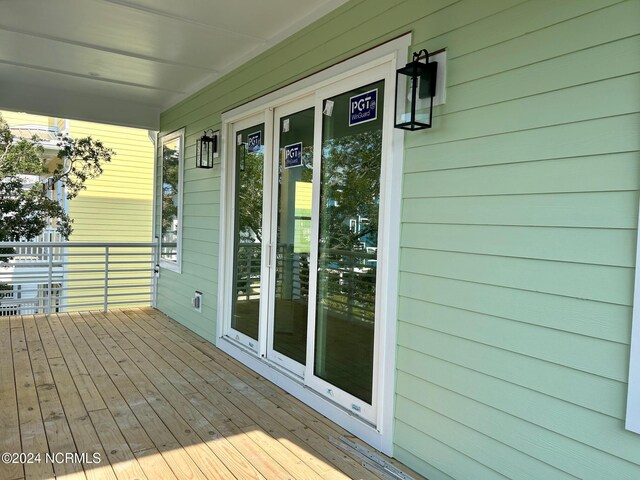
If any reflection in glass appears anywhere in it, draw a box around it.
[273,108,314,365]
[161,137,180,263]
[232,124,265,341]
[315,81,384,404]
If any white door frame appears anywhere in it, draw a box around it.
[217,34,410,454]
[303,67,393,426]
[266,95,315,377]
[223,112,273,355]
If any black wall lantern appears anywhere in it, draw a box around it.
[196,129,219,169]
[395,49,438,130]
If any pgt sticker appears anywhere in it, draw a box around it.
[284,142,303,169]
[247,131,262,152]
[349,89,377,126]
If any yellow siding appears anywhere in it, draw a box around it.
[2,110,155,310]
[1,110,51,127]
[65,120,154,310]
[66,120,154,243]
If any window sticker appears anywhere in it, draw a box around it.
[349,88,377,126]
[323,100,334,116]
[284,142,303,169]
[247,131,261,152]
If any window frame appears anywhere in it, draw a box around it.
[158,128,185,273]
[627,213,640,433]
[216,35,411,454]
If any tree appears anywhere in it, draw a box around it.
[320,129,382,251]
[0,113,114,256]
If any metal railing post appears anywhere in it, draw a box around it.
[47,246,53,315]
[152,240,159,308]
[104,246,110,312]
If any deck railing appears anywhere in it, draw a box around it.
[0,241,158,316]
[11,228,65,263]
[235,243,376,324]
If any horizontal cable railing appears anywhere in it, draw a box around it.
[0,241,158,316]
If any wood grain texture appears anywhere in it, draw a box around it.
[0,308,407,480]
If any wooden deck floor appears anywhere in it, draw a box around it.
[0,308,421,480]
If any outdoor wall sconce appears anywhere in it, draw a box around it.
[395,49,438,130]
[196,129,219,169]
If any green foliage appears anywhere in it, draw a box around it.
[53,135,114,199]
[0,112,113,254]
[320,130,381,250]
[161,142,179,235]
[237,146,265,242]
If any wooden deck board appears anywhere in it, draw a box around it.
[0,308,422,480]
[0,317,24,480]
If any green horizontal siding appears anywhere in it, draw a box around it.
[400,272,631,343]
[401,224,636,267]
[158,0,640,478]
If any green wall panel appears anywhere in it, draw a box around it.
[157,0,640,478]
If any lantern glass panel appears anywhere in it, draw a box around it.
[196,135,214,168]
[394,59,437,130]
[395,69,411,127]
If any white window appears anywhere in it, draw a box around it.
[627,223,640,433]
[159,129,184,272]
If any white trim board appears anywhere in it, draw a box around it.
[158,128,185,273]
[626,199,640,434]
[217,34,411,455]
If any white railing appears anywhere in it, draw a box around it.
[12,228,65,263]
[235,243,376,324]
[0,241,158,316]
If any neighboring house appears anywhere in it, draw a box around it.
[0,110,154,313]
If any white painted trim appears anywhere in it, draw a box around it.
[0,79,160,130]
[217,34,411,455]
[158,128,185,273]
[265,95,315,377]
[222,39,410,123]
[379,50,408,454]
[302,65,395,426]
[626,199,640,434]
[216,336,388,451]
[221,112,269,352]
[149,130,158,243]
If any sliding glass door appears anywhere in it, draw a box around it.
[225,72,389,424]
[267,99,315,375]
[229,120,267,350]
[311,81,384,408]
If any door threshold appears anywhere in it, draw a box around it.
[330,436,417,480]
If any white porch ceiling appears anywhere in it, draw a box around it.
[0,0,349,130]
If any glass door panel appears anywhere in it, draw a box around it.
[231,123,265,342]
[269,106,315,372]
[314,81,384,405]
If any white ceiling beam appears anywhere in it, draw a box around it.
[0,80,160,130]
[0,59,184,94]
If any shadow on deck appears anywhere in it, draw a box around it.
[0,307,424,480]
